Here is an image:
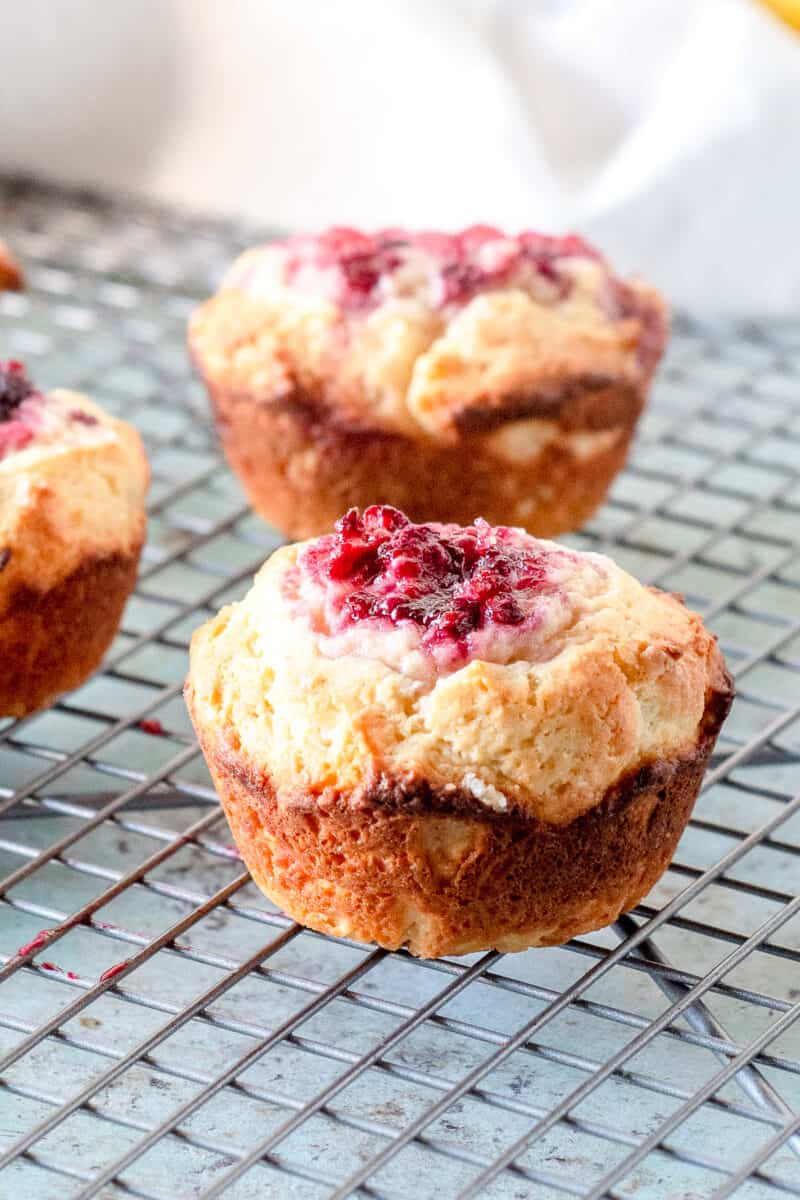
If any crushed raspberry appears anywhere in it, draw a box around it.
[100,961,129,982]
[300,506,558,655]
[138,718,164,736]
[438,260,490,306]
[280,226,602,312]
[457,224,505,254]
[17,928,58,957]
[0,360,35,420]
[70,409,98,426]
[0,359,41,460]
[16,916,86,960]
[40,961,79,980]
[0,422,34,457]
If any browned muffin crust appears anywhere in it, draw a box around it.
[0,546,141,717]
[0,241,24,291]
[187,674,732,958]
[204,377,639,539]
[451,371,642,434]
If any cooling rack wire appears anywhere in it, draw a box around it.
[0,177,799,1200]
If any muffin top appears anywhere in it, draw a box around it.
[190,226,667,441]
[0,361,149,605]
[189,507,730,825]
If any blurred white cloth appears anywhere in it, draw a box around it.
[2,0,799,316]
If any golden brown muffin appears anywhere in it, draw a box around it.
[189,226,667,539]
[0,241,24,291]
[0,361,149,717]
[187,505,732,957]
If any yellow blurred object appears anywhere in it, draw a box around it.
[759,0,800,30]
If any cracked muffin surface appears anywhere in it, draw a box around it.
[190,226,668,538]
[187,506,731,957]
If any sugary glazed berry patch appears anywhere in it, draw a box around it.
[290,506,605,674]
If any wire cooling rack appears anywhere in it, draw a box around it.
[0,176,799,1200]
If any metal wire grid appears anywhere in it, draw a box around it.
[0,178,798,1200]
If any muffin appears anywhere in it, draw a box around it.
[189,226,667,539]
[0,361,149,717]
[186,505,732,958]
[0,241,23,291]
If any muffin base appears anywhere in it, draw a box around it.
[204,380,639,539]
[187,683,732,958]
[0,547,142,718]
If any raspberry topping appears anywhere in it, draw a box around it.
[0,359,41,460]
[299,506,566,658]
[279,226,602,312]
[0,363,105,462]
[0,360,35,421]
